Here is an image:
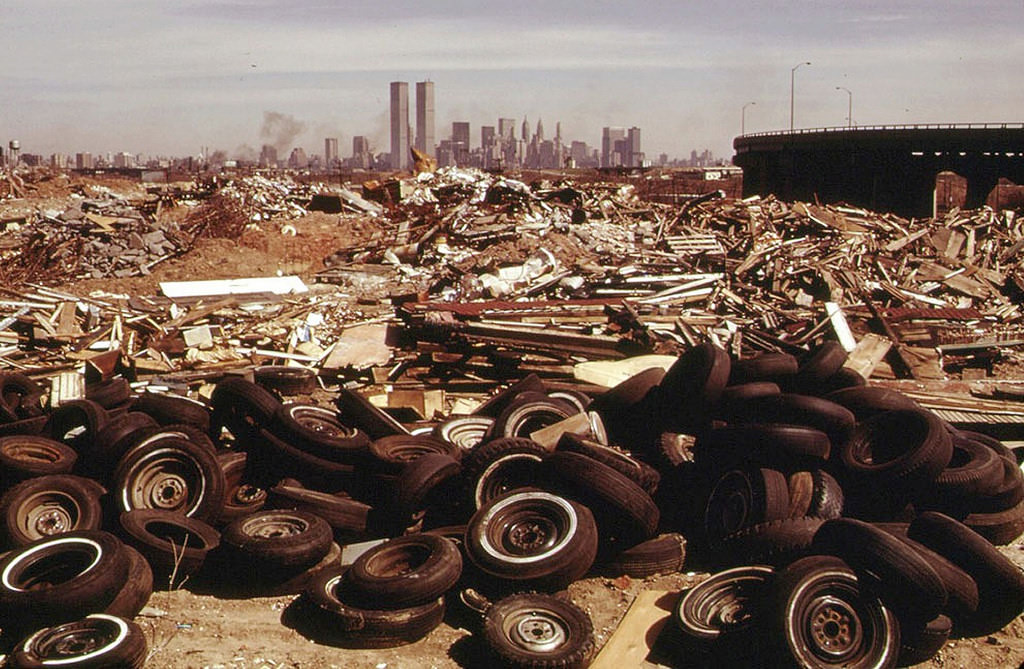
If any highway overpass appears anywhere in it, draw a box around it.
[733,124,1024,217]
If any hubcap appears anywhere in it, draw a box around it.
[807,595,862,660]
[507,610,567,652]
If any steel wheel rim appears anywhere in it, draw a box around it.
[123,448,205,516]
[242,514,309,539]
[480,492,577,563]
[503,607,569,653]
[18,491,82,540]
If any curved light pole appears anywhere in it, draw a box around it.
[741,101,756,135]
[790,61,811,131]
[836,86,852,127]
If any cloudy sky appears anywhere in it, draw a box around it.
[2,1,1022,163]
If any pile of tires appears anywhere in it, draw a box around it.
[0,342,1021,668]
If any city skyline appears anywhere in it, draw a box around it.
[2,1,1021,163]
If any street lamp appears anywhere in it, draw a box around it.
[741,101,756,135]
[790,61,811,131]
[836,86,852,128]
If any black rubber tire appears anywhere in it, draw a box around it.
[0,435,78,483]
[433,415,494,452]
[693,423,832,471]
[876,528,980,625]
[464,437,549,510]
[246,427,357,489]
[209,375,282,441]
[368,434,462,475]
[603,533,687,578]
[489,392,580,441]
[704,467,791,540]
[268,482,371,535]
[85,412,159,482]
[722,393,856,451]
[787,341,849,394]
[270,402,370,463]
[728,352,799,385]
[932,432,1005,501]
[215,451,267,526]
[657,342,731,434]
[769,554,900,669]
[84,378,133,410]
[811,518,948,627]
[222,508,332,571]
[957,429,1016,464]
[345,533,463,609]
[787,470,845,520]
[908,511,1024,635]
[824,386,921,421]
[131,422,217,454]
[298,568,445,648]
[465,489,598,590]
[544,450,660,546]
[8,613,148,669]
[472,373,547,419]
[113,435,226,523]
[715,516,825,568]
[588,366,666,422]
[482,592,595,669]
[117,509,220,588]
[897,614,952,667]
[673,564,774,661]
[0,530,129,632]
[555,433,660,497]
[333,388,411,440]
[967,455,1024,514]
[962,497,1024,545]
[103,544,153,621]
[840,408,953,494]
[254,365,318,395]
[44,399,108,449]
[0,474,106,548]
[0,415,49,437]
[392,452,462,519]
[714,382,782,419]
[0,372,45,423]
[133,390,212,432]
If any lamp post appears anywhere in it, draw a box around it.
[790,61,811,131]
[836,86,852,127]
[741,101,756,135]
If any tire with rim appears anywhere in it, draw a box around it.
[344,533,462,609]
[0,474,106,548]
[673,565,774,662]
[0,435,78,484]
[433,415,494,452]
[296,568,445,648]
[84,412,159,481]
[488,392,580,441]
[466,489,598,591]
[482,592,595,669]
[769,554,900,669]
[209,376,282,441]
[8,613,147,669]
[215,450,267,525]
[368,434,462,474]
[544,451,659,546]
[811,518,948,627]
[222,508,332,571]
[118,509,220,588]
[270,402,369,463]
[0,530,129,632]
[463,437,549,510]
[113,435,225,524]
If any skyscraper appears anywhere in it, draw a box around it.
[451,121,470,166]
[602,127,626,167]
[390,81,409,170]
[324,138,338,167]
[415,81,435,157]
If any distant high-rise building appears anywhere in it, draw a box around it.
[75,152,93,170]
[627,127,643,167]
[521,118,529,142]
[113,152,134,168]
[390,81,410,170]
[324,138,338,167]
[498,118,516,140]
[451,121,470,166]
[481,126,496,150]
[351,136,371,169]
[288,147,308,168]
[415,81,435,156]
[259,144,278,168]
[602,127,625,167]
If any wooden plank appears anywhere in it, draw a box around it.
[590,589,679,669]
[844,333,892,379]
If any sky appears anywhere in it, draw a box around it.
[2,0,1022,163]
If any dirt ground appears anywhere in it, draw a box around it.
[9,177,1024,668]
